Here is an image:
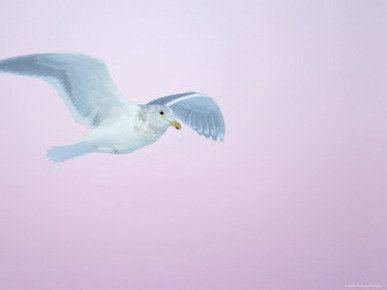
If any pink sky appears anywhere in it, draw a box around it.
[0,1,386,289]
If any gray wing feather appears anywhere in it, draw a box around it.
[149,92,225,141]
[0,53,132,127]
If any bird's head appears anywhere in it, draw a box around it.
[149,105,181,130]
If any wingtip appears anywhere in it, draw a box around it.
[208,133,224,142]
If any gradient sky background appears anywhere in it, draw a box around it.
[0,1,386,289]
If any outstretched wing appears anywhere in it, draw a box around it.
[148,92,225,141]
[0,53,133,127]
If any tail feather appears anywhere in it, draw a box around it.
[47,142,94,162]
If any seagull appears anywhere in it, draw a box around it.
[0,53,225,162]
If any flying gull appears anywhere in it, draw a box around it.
[0,53,225,162]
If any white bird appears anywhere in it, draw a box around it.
[0,53,225,162]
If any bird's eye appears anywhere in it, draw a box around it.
[159,111,164,115]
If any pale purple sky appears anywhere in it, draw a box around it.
[0,1,386,289]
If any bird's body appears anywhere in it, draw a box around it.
[0,53,225,162]
[78,105,175,155]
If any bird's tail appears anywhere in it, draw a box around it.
[46,142,94,162]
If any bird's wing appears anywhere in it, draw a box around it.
[0,53,134,127]
[148,92,225,141]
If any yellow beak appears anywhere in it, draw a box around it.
[169,120,181,130]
